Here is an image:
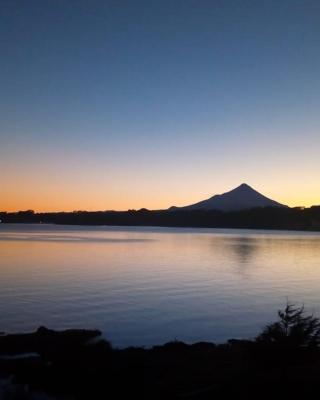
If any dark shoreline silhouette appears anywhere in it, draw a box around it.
[2,304,320,399]
[1,206,320,231]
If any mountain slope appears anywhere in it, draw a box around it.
[172,183,287,211]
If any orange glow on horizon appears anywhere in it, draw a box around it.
[2,187,320,213]
[2,160,320,213]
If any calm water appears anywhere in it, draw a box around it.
[1,224,320,347]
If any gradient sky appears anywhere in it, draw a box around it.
[1,0,320,212]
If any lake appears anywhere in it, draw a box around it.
[1,223,320,347]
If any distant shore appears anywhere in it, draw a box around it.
[1,206,320,232]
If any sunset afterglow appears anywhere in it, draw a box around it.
[1,1,319,212]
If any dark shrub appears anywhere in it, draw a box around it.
[256,302,320,347]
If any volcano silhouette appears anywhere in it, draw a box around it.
[171,183,287,211]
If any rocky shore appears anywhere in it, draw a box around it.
[1,320,320,399]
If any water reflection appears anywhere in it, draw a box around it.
[1,224,320,347]
[231,237,258,264]
[0,233,152,243]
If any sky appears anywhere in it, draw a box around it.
[1,0,320,212]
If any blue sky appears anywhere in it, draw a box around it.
[1,0,320,211]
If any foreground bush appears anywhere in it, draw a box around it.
[256,302,320,347]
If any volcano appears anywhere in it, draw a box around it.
[171,184,287,211]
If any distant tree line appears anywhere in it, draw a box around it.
[1,206,320,231]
